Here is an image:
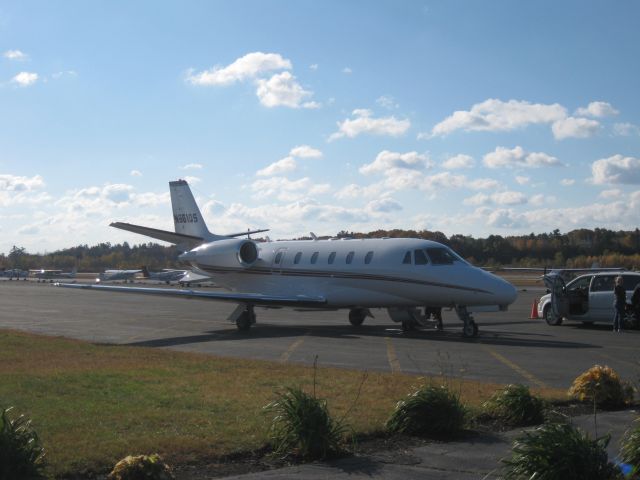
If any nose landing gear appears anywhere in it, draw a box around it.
[455,305,478,338]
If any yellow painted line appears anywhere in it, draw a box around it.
[279,332,309,363]
[482,346,548,389]
[385,337,402,373]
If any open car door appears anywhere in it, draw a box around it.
[543,273,569,324]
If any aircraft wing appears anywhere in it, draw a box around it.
[55,283,327,307]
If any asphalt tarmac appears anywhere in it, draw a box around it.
[1,279,638,390]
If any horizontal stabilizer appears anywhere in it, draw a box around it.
[225,228,270,238]
[55,283,327,308]
[110,222,204,246]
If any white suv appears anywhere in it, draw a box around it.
[539,271,640,326]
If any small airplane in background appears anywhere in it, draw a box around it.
[57,180,517,336]
[96,269,142,283]
[140,266,187,284]
[0,268,28,279]
[31,267,77,282]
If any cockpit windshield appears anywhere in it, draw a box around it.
[425,247,467,265]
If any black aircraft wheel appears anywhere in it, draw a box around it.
[544,307,562,326]
[463,320,478,338]
[348,308,367,326]
[236,310,254,331]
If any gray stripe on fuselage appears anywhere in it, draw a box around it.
[197,265,491,294]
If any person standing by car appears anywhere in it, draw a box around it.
[613,276,626,332]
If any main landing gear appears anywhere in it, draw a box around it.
[229,304,256,331]
[455,305,478,338]
[349,308,373,326]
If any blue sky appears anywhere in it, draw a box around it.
[1,0,640,254]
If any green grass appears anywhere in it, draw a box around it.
[0,329,565,477]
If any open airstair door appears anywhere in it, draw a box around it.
[543,273,569,319]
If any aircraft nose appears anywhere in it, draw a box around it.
[494,276,518,306]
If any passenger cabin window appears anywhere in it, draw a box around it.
[568,275,592,292]
[402,251,411,264]
[591,275,615,292]
[425,247,456,265]
[328,252,336,264]
[274,252,283,264]
[346,251,355,264]
[311,252,319,264]
[414,249,429,265]
[294,252,302,264]
[364,251,374,264]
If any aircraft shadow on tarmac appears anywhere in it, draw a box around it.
[124,323,597,350]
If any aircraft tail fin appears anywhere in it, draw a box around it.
[170,180,217,241]
[141,266,150,278]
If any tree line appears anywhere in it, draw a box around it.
[2,227,640,271]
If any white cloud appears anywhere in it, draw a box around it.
[0,174,49,208]
[575,101,619,118]
[591,154,640,185]
[4,49,27,61]
[366,197,402,213]
[130,170,142,177]
[427,99,566,137]
[483,146,561,168]
[487,209,529,229]
[0,174,45,192]
[462,191,526,206]
[560,178,575,186]
[11,71,38,87]
[183,175,201,184]
[256,156,297,177]
[250,176,330,201]
[529,194,546,206]
[309,64,318,71]
[551,116,600,139]
[360,151,432,175]
[130,191,170,207]
[181,163,203,170]
[256,71,318,109]
[442,154,474,170]
[329,109,411,141]
[186,52,291,86]
[599,189,621,199]
[342,67,352,74]
[515,175,530,185]
[289,145,322,158]
[334,183,386,199]
[463,193,489,206]
[613,122,640,136]
[376,95,399,110]
[492,191,527,205]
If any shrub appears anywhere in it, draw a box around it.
[483,384,546,427]
[386,384,466,438]
[568,365,634,409]
[620,418,640,473]
[107,454,174,480]
[0,406,46,480]
[266,386,348,460]
[502,422,622,480]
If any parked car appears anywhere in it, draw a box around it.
[539,271,640,326]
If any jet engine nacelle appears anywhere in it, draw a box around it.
[188,238,259,269]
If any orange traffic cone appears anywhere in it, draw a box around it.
[530,298,539,319]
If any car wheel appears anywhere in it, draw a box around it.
[544,306,562,326]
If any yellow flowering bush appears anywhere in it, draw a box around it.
[107,454,174,480]
[568,365,634,409]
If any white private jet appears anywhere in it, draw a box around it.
[140,266,188,284]
[57,180,517,336]
[31,268,77,282]
[97,269,142,283]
